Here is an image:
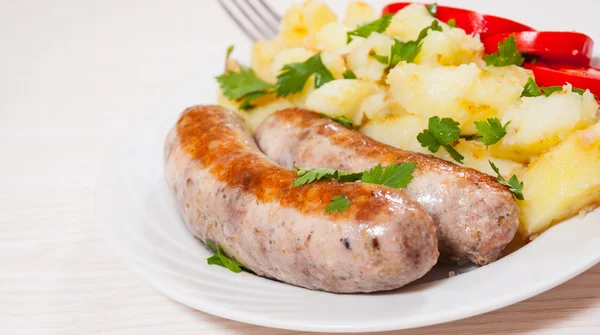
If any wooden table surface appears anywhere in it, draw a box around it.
[2,0,599,334]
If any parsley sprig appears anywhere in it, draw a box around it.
[342,69,357,79]
[489,161,525,200]
[347,14,393,43]
[216,67,275,110]
[485,35,525,67]
[276,53,334,97]
[521,77,591,98]
[417,116,464,163]
[474,118,510,146]
[369,21,443,70]
[426,3,438,17]
[206,240,244,273]
[295,163,418,213]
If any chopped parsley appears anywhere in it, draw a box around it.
[294,164,417,189]
[342,69,357,79]
[206,240,244,273]
[276,53,334,97]
[369,20,443,70]
[521,77,591,98]
[347,14,393,43]
[216,66,275,110]
[361,163,417,188]
[426,3,438,17]
[320,113,354,129]
[417,116,464,163]
[326,195,351,213]
[447,18,456,28]
[225,45,234,60]
[489,161,525,200]
[474,118,510,146]
[485,35,525,67]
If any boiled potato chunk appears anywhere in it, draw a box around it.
[416,28,484,66]
[387,63,481,124]
[448,141,524,178]
[346,33,394,82]
[386,3,448,41]
[359,114,430,154]
[305,79,379,124]
[321,52,347,79]
[279,0,337,47]
[244,99,295,132]
[518,122,600,238]
[461,66,531,134]
[493,86,598,162]
[343,1,377,28]
[314,22,348,54]
[251,40,285,82]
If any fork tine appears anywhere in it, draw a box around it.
[242,0,279,34]
[218,0,261,42]
[257,0,281,22]
[231,0,277,41]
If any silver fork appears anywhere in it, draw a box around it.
[218,0,282,42]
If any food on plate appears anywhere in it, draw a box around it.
[254,108,520,265]
[216,0,600,242]
[518,122,600,237]
[164,105,439,293]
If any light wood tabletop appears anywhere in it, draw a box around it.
[2,0,599,334]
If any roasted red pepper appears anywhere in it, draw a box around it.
[484,32,594,66]
[524,62,600,98]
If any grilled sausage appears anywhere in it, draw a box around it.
[164,105,438,293]
[254,108,520,265]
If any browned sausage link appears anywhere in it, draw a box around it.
[254,108,520,265]
[164,105,438,293]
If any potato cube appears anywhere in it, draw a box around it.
[304,79,379,123]
[314,22,348,54]
[251,40,285,82]
[492,86,598,162]
[386,3,448,41]
[343,1,377,29]
[359,114,431,154]
[416,28,484,66]
[279,0,337,48]
[518,122,600,237]
[346,33,394,82]
[387,63,481,124]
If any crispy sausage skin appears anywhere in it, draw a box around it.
[254,108,520,265]
[164,105,438,293]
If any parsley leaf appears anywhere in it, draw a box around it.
[374,21,443,72]
[294,163,418,189]
[226,45,234,60]
[489,161,525,200]
[485,35,525,67]
[293,168,362,187]
[206,240,244,273]
[447,18,456,28]
[347,14,393,43]
[426,3,438,17]
[417,116,464,163]
[342,69,357,79]
[216,67,275,110]
[474,118,510,146]
[369,51,389,65]
[521,77,543,97]
[320,113,354,129]
[361,163,417,188]
[276,53,334,97]
[326,195,351,213]
[521,78,592,98]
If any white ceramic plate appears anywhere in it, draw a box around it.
[96,1,600,332]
